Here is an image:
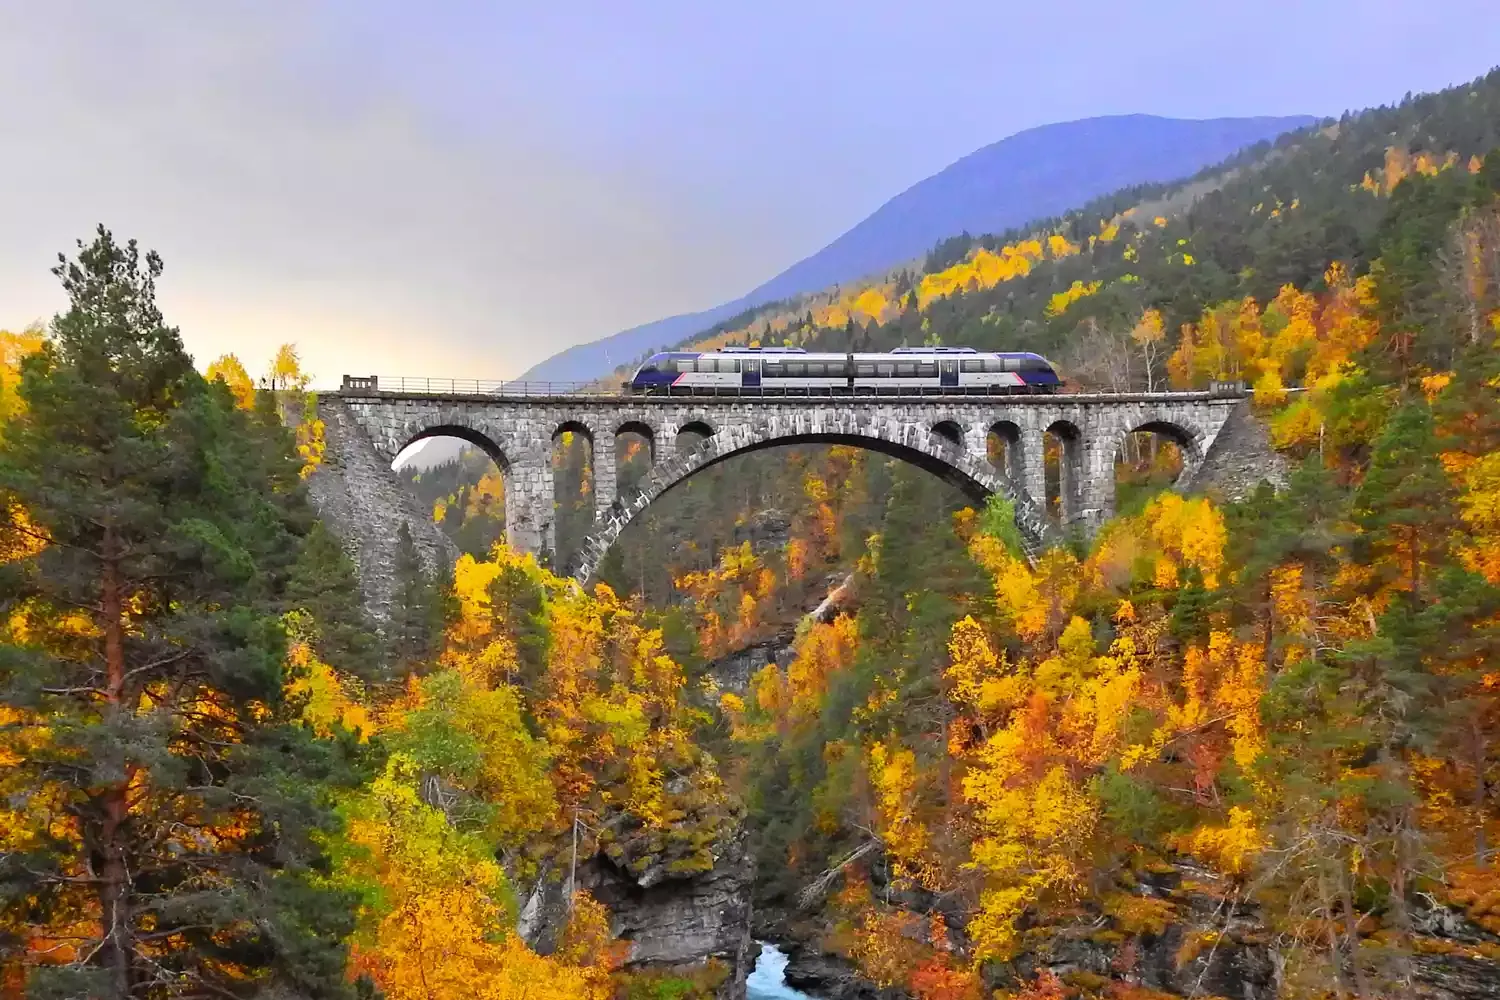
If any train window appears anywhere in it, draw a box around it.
[856,362,875,376]
[1001,356,1019,372]
[896,362,917,377]
[722,359,740,373]
[673,359,691,373]
[983,358,1004,373]
[961,359,982,372]
[828,360,849,376]
[804,362,822,377]
[918,362,937,377]
[877,362,895,376]
[787,362,806,376]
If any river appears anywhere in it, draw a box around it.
[745,941,820,999]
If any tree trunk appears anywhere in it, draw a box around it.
[98,532,133,998]
[1473,715,1490,867]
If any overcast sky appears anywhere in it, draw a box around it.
[1,2,1497,385]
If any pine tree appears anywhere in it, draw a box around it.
[389,521,444,681]
[1353,403,1456,598]
[0,227,357,998]
[287,521,382,684]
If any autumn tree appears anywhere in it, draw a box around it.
[0,228,357,998]
[269,342,310,392]
[204,351,256,410]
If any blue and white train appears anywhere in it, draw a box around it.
[625,346,1062,395]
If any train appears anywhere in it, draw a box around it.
[625,346,1062,395]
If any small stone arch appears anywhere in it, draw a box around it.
[553,419,595,445]
[1045,419,1083,524]
[987,420,1023,484]
[1118,417,1204,490]
[675,419,715,438]
[614,420,657,462]
[673,420,715,456]
[931,420,964,448]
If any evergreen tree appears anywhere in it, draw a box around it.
[1353,403,1456,598]
[0,228,357,998]
[388,520,444,681]
[286,521,382,684]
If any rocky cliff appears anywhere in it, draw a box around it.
[518,803,755,1000]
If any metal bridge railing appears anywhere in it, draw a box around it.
[339,375,616,396]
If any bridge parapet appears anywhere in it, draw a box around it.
[329,387,1248,583]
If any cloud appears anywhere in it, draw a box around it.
[0,1,765,383]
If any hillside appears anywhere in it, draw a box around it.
[639,70,1500,390]
[522,114,1312,382]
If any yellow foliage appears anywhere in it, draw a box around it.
[1269,398,1322,451]
[0,325,44,433]
[1252,370,1288,411]
[1101,892,1177,936]
[1172,806,1266,876]
[1047,234,1080,258]
[1142,494,1226,589]
[1044,280,1103,318]
[787,615,860,721]
[917,242,1044,308]
[1421,371,1454,401]
[338,756,608,1000]
[204,352,256,410]
[287,637,374,740]
[869,741,939,888]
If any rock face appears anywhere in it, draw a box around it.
[706,632,796,695]
[519,821,755,1000]
[1193,398,1289,502]
[306,398,457,621]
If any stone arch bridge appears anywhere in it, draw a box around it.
[331,381,1252,584]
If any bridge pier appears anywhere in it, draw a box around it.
[506,458,556,564]
[592,432,618,527]
[332,389,1253,583]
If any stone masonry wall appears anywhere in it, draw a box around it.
[307,399,458,622]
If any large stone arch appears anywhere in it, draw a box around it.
[380,411,555,557]
[398,421,511,472]
[570,412,1048,583]
[1112,408,1214,488]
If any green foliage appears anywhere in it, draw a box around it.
[978,492,1027,558]
[389,520,447,681]
[289,520,384,684]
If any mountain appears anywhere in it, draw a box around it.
[522,113,1314,382]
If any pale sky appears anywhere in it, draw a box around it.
[1,1,1497,386]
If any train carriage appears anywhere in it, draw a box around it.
[626,346,1061,395]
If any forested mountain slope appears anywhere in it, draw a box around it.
[522,114,1311,383]
[635,69,1500,390]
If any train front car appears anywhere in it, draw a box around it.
[627,352,689,394]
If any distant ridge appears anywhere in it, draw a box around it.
[523,113,1314,382]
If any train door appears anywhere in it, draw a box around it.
[939,358,959,390]
[742,358,762,390]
